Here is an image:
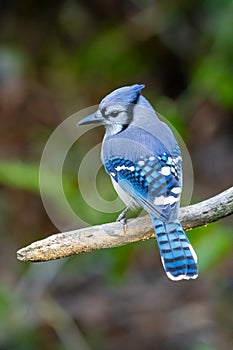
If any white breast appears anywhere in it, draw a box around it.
[111,177,138,209]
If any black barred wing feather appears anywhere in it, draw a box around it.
[104,152,182,222]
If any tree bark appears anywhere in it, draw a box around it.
[17,186,233,262]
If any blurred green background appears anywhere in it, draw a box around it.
[0,1,233,349]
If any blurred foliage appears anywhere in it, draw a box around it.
[0,0,233,349]
[0,160,39,193]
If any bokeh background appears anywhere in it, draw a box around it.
[0,1,233,349]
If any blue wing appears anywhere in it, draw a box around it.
[104,152,182,222]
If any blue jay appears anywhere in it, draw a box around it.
[79,84,198,281]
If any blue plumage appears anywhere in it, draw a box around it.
[100,84,145,106]
[152,218,197,280]
[79,84,198,281]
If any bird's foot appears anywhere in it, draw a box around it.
[116,207,129,234]
[116,206,129,223]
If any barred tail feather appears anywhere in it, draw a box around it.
[151,217,198,281]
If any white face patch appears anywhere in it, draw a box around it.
[153,195,180,205]
[159,166,171,176]
[171,187,181,194]
[106,123,125,136]
[105,104,125,115]
[115,165,135,172]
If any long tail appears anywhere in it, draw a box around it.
[151,217,198,281]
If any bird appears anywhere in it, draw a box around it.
[78,84,198,281]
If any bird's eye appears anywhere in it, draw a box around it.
[109,111,118,118]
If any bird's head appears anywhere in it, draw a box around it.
[78,84,145,134]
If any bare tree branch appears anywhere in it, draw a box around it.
[17,186,233,262]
